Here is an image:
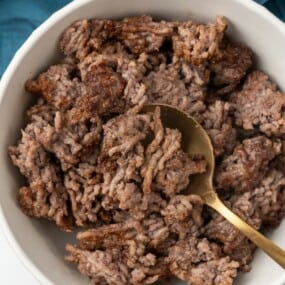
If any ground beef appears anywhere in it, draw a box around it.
[228,238,256,272]
[116,15,173,55]
[60,15,173,59]
[66,245,168,285]
[216,136,281,193]
[9,15,285,285]
[98,111,151,215]
[66,220,170,285]
[204,193,261,270]
[173,16,227,64]
[167,237,239,284]
[201,100,237,157]
[9,131,70,230]
[206,167,285,270]
[141,108,206,197]
[25,99,102,171]
[25,63,126,122]
[209,39,253,95]
[251,169,285,228]
[25,64,77,110]
[144,60,209,116]
[230,70,285,136]
[161,195,204,239]
[60,19,117,60]
[64,164,101,227]
[60,19,92,60]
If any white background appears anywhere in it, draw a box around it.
[0,228,38,284]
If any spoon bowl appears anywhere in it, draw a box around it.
[144,103,285,269]
[143,103,215,199]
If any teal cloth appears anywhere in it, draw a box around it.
[0,0,70,76]
[0,0,284,77]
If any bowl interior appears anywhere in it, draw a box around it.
[0,0,285,284]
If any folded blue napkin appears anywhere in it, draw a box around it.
[0,0,284,77]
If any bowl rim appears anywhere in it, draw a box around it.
[0,0,285,284]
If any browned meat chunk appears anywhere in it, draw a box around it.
[167,237,239,284]
[9,131,70,230]
[210,40,253,95]
[98,112,150,214]
[66,245,168,285]
[251,169,285,228]
[228,238,256,272]
[25,64,78,110]
[26,99,102,171]
[231,71,285,136]
[161,195,204,239]
[60,19,117,60]
[187,257,239,285]
[144,61,209,116]
[201,101,237,157]
[26,64,126,121]
[216,136,281,193]
[64,164,101,227]
[117,15,173,54]
[18,181,70,231]
[66,247,130,285]
[204,192,261,269]
[173,16,227,64]
[60,19,92,60]
[60,16,173,59]
[66,219,170,285]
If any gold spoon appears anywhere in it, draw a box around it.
[144,103,285,268]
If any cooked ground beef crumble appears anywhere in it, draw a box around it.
[9,15,285,285]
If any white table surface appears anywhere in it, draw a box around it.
[0,228,38,285]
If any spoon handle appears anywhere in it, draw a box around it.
[205,192,285,269]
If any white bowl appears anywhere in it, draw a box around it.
[0,0,285,284]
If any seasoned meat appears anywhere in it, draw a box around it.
[98,111,150,215]
[141,109,207,196]
[144,61,209,116]
[60,16,173,59]
[187,257,239,285]
[216,136,281,193]
[66,219,170,285]
[204,192,261,268]
[117,15,173,54]
[66,245,168,285]
[64,164,101,227]
[60,19,92,60]
[26,63,126,121]
[161,195,204,239]
[206,168,285,269]
[60,19,117,60]
[201,101,237,157]
[25,64,78,110]
[167,237,239,284]
[173,16,227,64]
[251,169,285,228]
[231,71,285,136]
[18,182,70,231]
[228,238,256,272]
[26,99,102,171]
[210,39,253,95]
[10,14,285,285]
[9,131,70,230]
